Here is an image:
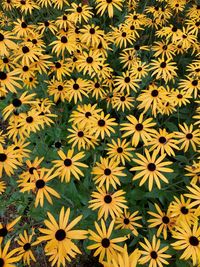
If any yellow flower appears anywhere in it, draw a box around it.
[131,148,173,191]
[89,186,128,220]
[95,0,123,18]
[20,168,60,207]
[37,207,88,267]
[139,235,171,267]
[52,149,88,183]
[87,219,126,263]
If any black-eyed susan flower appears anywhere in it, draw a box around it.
[67,3,93,24]
[149,57,178,82]
[37,20,57,35]
[0,216,21,244]
[0,239,21,266]
[65,78,90,104]
[89,111,117,139]
[77,49,103,77]
[87,219,126,263]
[139,235,171,267]
[95,0,123,18]
[178,75,200,98]
[121,113,156,147]
[137,84,167,117]
[47,78,68,103]
[20,168,60,207]
[80,24,104,48]
[112,93,134,112]
[11,140,30,162]
[12,18,35,38]
[175,123,200,152]
[115,209,142,236]
[147,128,179,156]
[168,195,197,226]
[67,125,97,151]
[106,138,134,165]
[0,144,22,178]
[69,103,102,128]
[17,110,43,135]
[50,34,77,56]
[15,230,37,265]
[89,186,128,220]
[0,69,22,93]
[37,207,87,263]
[53,149,88,183]
[170,89,192,107]
[114,71,140,94]
[148,203,175,240]
[131,148,173,191]
[91,157,126,190]
[2,92,36,120]
[171,220,200,266]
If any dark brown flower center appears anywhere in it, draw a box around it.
[21,22,27,28]
[55,141,62,148]
[90,28,95,34]
[124,77,130,83]
[0,71,7,80]
[189,236,199,246]
[36,179,45,189]
[23,243,31,251]
[12,98,22,107]
[58,85,63,91]
[104,195,112,203]
[117,147,123,153]
[0,34,4,41]
[0,227,8,237]
[23,66,29,72]
[192,80,198,86]
[85,112,91,118]
[3,58,9,63]
[29,167,36,174]
[135,123,143,131]
[0,258,4,267]
[177,94,183,99]
[151,89,159,97]
[55,62,61,68]
[150,251,158,259]
[0,153,7,162]
[162,216,170,224]
[61,36,68,43]
[55,229,66,241]
[101,238,110,248]
[26,116,33,123]
[104,168,111,176]
[77,6,82,12]
[73,83,79,90]
[123,218,130,225]
[159,136,167,144]
[22,46,29,53]
[98,119,105,127]
[122,32,126,37]
[186,133,193,140]
[78,131,84,137]
[160,62,166,68]
[147,163,156,171]
[64,158,72,166]
[181,206,189,214]
[86,57,93,63]
[44,21,49,27]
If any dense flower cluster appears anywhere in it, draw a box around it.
[0,0,200,266]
